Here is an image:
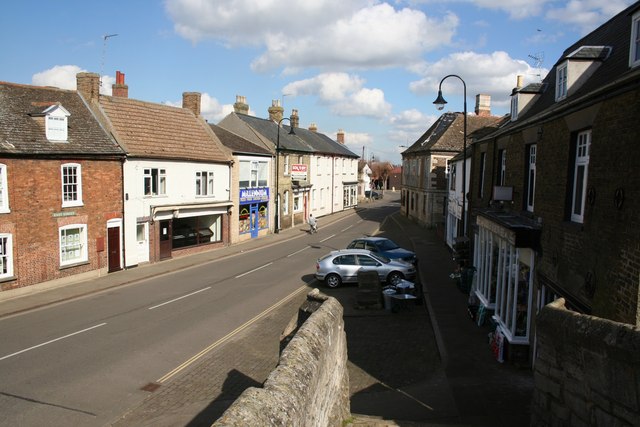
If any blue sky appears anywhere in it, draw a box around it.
[2,0,635,163]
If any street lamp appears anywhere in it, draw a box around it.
[274,117,295,234]
[433,74,467,239]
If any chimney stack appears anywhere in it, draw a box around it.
[516,75,524,89]
[112,71,129,98]
[233,95,249,115]
[290,109,299,128]
[337,129,345,144]
[182,92,201,116]
[308,123,318,132]
[474,94,491,117]
[268,99,284,123]
[76,72,100,102]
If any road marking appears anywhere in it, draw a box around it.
[320,234,335,243]
[0,323,107,362]
[157,285,308,383]
[287,246,310,257]
[340,225,353,232]
[235,262,273,278]
[148,287,212,310]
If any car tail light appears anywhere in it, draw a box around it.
[316,263,320,271]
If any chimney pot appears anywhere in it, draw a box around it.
[290,109,299,128]
[268,99,284,123]
[112,70,129,98]
[337,129,345,144]
[308,122,318,132]
[233,95,249,115]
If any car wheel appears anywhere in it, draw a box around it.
[387,272,403,285]
[325,273,342,288]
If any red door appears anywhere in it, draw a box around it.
[159,220,172,260]
[107,227,122,272]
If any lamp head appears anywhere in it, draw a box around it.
[433,90,447,111]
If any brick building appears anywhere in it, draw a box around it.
[0,82,126,292]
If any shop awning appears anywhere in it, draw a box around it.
[475,208,542,249]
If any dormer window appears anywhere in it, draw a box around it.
[44,105,70,141]
[555,63,568,101]
[630,10,640,67]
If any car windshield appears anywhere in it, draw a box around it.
[369,252,391,264]
[377,239,399,250]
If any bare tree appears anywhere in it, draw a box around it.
[370,161,394,191]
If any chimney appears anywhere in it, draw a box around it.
[516,75,524,89]
[76,72,100,102]
[233,95,249,115]
[337,129,345,144]
[308,122,318,132]
[474,94,491,117]
[268,99,284,123]
[290,109,299,128]
[182,92,201,116]
[112,71,129,98]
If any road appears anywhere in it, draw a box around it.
[0,199,398,426]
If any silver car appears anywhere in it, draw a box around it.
[315,249,416,288]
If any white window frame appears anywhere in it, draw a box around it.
[0,164,9,213]
[45,106,70,142]
[571,130,591,223]
[61,163,83,207]
[59,224,88,266]
[284,155,290,175]
[283,191,289,214]
[630,11,640,68]
[196,170,214,196]
[293,193,302,213]
[478,152,486,198]
[526,144,536,212]
[144,168,167,196]
[0,234,13,278]
[555,63,568,101]
[510,95,518,121]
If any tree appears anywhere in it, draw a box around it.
[370,161,394,191]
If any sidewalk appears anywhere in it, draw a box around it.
[0,196,534,426]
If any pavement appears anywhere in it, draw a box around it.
[0,193,534,427]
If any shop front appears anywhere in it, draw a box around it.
[239,187,269,238]
[473,210,541,363]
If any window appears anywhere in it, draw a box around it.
[196,171,214,196]
[498,150,506,186]
[61,163,83,207]
[293,193,302,212]
[60,224,87,266]
[630,11,640,67]
[478,152,486,198]
[144,168,166,196]
[239,160,268,188]
[526,145,536,212]
[0,164,9,213]
[316,157,321,175]
[555,63,568,101]
[45,106,70,141]
[283,191,289,214]
[449,164,456,191]
[284,155,290,175]
[0,234,13,278]
[510,95,518,121]
[571,130,591,223]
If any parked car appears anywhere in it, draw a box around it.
[315,249,416,288]
[365,190,382,199]
[347,237,417,265]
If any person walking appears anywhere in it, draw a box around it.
[308,214,318,234]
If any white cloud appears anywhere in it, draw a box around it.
[341,131,372,158]
[166,0,458,72]
[545,0,635,34]
[467,0,552,19]
[32,65,114,95]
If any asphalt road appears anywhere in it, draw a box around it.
[0,201,397,426]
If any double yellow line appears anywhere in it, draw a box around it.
[157,285,308,383]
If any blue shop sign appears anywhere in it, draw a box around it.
[240,187,270,203]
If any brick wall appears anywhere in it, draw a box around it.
[532,298,640,426]
[0,158,123,291]
[213,289,350,426]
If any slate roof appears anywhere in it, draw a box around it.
[98,95,231,163]
[402,112,502,156]
[0,82,124,157]
[208,123,272,157]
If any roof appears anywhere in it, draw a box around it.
[208,123,272,157]
[98,95,231,163]
[402,112,502,156]
[0,82,124,157]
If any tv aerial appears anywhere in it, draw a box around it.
[528,51,544,82]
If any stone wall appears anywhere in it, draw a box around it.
[531,298,640,426]
[212,289,350,426]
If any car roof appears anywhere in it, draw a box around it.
[351,237,388,242]
[329,248,375,256]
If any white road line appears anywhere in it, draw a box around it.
[235,262,273,278]
[0,323,107,362]
[148,287,212,310]
[320,234,335,243]
[340,225,353,232]
[157,285,308,383]
[287,247,310,257]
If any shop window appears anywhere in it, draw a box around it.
[293,193,302,213]
[172,215,220,248]
[61,163,83,207]
[60,224,88,266]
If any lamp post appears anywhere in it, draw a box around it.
[274,117,294,234]
[433,74,467,239]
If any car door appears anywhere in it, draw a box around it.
[364,242,380,255]
[356,254,383,280]
[334,254,359,282]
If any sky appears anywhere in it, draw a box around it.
[2,0,635,164]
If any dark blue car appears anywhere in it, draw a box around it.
[346,237,416,265]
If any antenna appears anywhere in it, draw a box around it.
[528,51,544,82]
[100,33,119,88]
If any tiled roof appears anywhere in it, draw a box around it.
[292,126,359,158]
[98,96,231,163]
[0,82,124,157]
[208,124,272,157]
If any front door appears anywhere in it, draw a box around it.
[107,226,122,272]
[250,205,259,238]
[159,220,172,260]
